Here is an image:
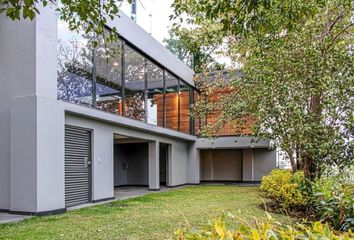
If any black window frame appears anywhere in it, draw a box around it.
[58,25,196,135]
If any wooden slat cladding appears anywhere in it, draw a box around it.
[179,91,190,134]
[165,93,179,131]
[155,88,254,136]
[205,88,255,136]
[95,88,254,136]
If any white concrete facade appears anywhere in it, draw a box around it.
[0,6,276,214]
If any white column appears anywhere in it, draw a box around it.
[148,141,160,190]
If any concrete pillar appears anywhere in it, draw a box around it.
[3,5,65,213]
[148,141,160,190]
[187,142,200,184]
[243,149,254,181]
[167,144,172,186]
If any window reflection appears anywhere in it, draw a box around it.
[124,45,145,121]
[95,35,123,115]
[57,21,196,134]
[180,81,191,134]
[193,89,201,135]
[147,61,164,126]
[165,72,179,131]
[57,20,94,106]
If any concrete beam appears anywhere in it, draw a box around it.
[196,136,271,149]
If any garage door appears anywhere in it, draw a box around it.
[65,125,91,207]
[200,149,242,181]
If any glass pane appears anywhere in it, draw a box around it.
[57,19,93,106]
[147,61,164,126]
[95,34,123,115]
[124,45,145,121]
[194,89,201,135]
[165,71,179,131]
[179,81,191,134]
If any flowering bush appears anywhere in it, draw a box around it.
[259,169,309,210]
[173,212,353,240]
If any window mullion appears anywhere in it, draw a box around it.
[92,47,97,108]
[177,78,180,131]
[121,40,126,116]
[144,58,148,123]
[163,69,166,128]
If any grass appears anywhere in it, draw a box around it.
[0,185,293,240]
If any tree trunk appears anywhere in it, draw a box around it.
[296,147,301,171]
[288,151,297,173]
[303,155,315,180]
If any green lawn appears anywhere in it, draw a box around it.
[0,186,292,240]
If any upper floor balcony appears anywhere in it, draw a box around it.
[57,13,199,136]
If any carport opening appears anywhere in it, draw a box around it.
[200,149,243,182]
[114,134,149,188]
[159,143,169,186]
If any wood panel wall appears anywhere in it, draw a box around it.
[96,88,254,136]
[154,88,255,136]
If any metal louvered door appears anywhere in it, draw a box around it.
[65,125,91,207]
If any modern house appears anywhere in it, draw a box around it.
[0,7,276,215]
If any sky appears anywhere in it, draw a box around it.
[119,0,174,44]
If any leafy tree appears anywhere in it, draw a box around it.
[163,29,224,73]
[175,1,354,179]
[172,0,351,39]
[0,0,131,46]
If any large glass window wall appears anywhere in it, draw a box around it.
[57,24,197,135]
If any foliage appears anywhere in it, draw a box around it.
[0,0,129,47]
[260,169,354,231]
[174,212,353,240]
[312,168,354,231]
[163,29,224,73]
[172,0,352,39]
[175,1,354,179]
[260,170,309,210]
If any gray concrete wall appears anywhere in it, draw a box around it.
[114,143,149,186]
[66,113,196,192]
[170,141,189,186]
[0,5,63,212]
[242,149,254,181]
[114,145,127,186]
[0,11,37,211]
[66,116,115,201]
[253,149,277,181]
[11,96,65,212]
[196,137,271,149]
[200,150,242,181]
[199,148,276,182]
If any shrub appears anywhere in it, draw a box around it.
[260,168,354,231]
[312,172,354,231]
[259,169,309,210]
[173,212,353,240]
